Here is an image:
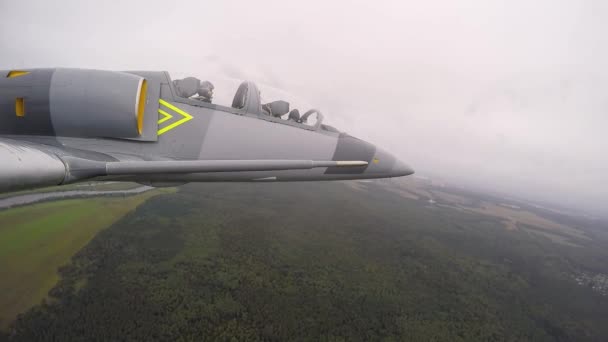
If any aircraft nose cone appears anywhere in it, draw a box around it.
[392,159,415,177]
[368,147,414,178]
[326,134,413,179]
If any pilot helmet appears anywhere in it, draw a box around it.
[198,81,215,100]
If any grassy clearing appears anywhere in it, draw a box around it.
[0,189,175,329]
[0,182,142,200]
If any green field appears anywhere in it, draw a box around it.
[0,182,142,200]
[0,190,174,329]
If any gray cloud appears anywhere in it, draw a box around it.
[2,0,607,216]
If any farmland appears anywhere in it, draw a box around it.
[0,189,174,329]
[4,181,608,341]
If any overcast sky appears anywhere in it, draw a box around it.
[1,0,607,216]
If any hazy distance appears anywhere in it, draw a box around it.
[1,0,606,217]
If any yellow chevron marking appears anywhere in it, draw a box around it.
[157,109,173,124]
[157,99,193,136]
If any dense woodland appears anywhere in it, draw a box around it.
[2,181,608,341]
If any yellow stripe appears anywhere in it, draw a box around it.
[157,99,193,136]
[7,70,29,78]
[157,109,173,124]
[136,79,147,135]
[15,98,25,117]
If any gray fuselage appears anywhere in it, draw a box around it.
[0,68,413,191]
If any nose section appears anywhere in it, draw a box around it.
[392,158,415,177]
[369,147,414,178]
[325,134,413,179]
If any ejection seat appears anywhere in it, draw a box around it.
[288,109,301,122]
[231,81,262,114]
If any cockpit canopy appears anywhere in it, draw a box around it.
[173,77,339,133]
[230,81,334,130]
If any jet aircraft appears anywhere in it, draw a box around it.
[0,68,413,193]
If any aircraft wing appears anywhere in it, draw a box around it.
[0,138,367,193]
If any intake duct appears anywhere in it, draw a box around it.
[49,68,147,138]
[0,68,148,138]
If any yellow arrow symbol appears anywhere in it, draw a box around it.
[157,109,172,124]
[157,99,193,136]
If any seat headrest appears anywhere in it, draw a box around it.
[232,82,248,109]
[173,77,200,98]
